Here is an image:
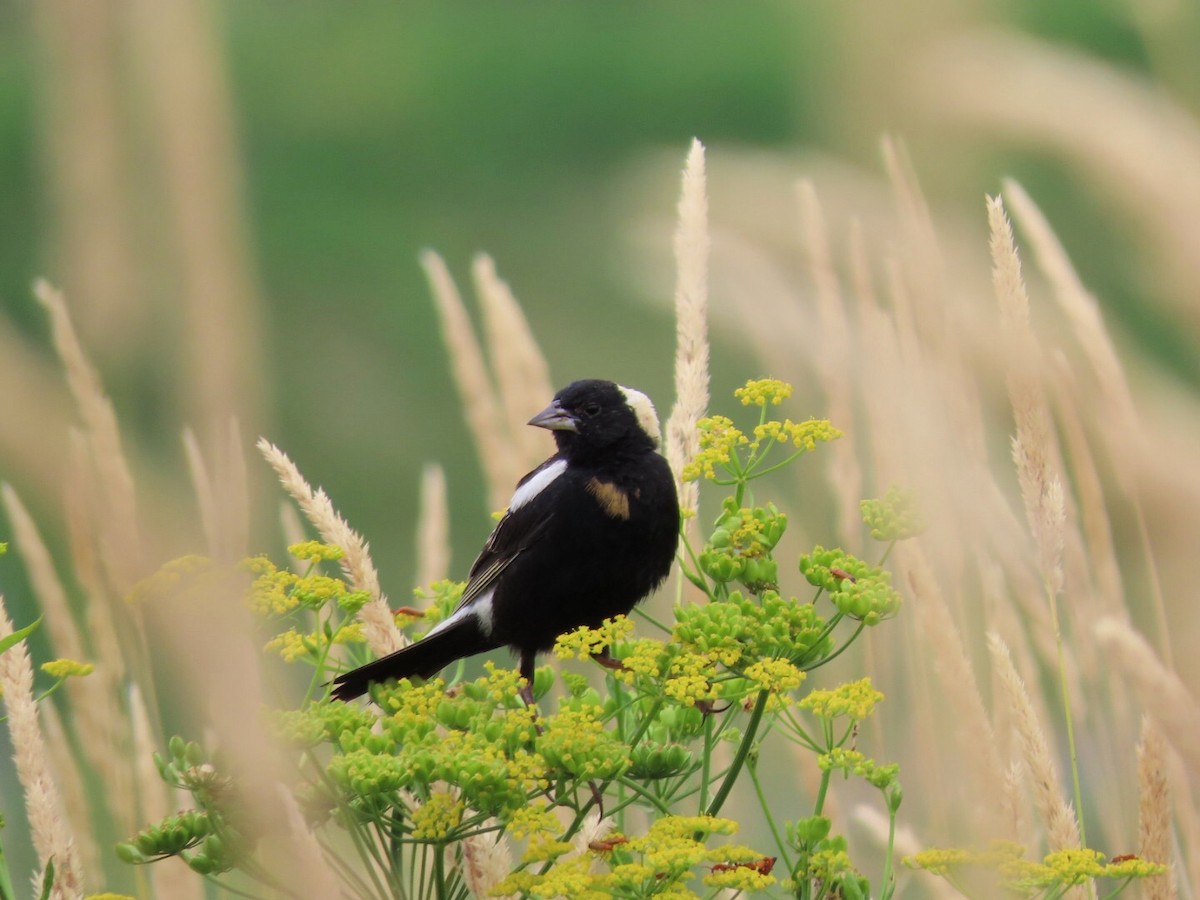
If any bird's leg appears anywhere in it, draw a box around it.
[518,653,538,709]
[591,646,627,672]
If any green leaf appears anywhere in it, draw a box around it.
[37,858,54,900]
[0,837,17,900]
[0,617,41,657]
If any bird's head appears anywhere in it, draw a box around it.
[528,380,662,459]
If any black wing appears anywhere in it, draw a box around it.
[448,456,563,615]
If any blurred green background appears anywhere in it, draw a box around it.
[4,0,1194,598]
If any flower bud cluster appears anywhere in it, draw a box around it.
[799,546,902,625]
[699,499,787,592]
[860,486,925,542]
[673,590,831,670]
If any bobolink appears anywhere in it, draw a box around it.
[331,379,680,702]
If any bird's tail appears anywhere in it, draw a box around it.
[330,617,495,701]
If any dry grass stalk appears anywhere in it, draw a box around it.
[664,138,710,521]
[3,481,138,836]
[0,597,84,898]
[415,462,450,587]
[182,419,250,564]
[899,543,1006,825]
[39,704,99,889]
[472,253,555,473]
[2,485,86,669]
[798,181,862,550]
[182,427,219,558]
[34,279,142,594]
[126,0,265,438]
[987,196,1065,597]
[276,785,342,899]
[918,33,1200,329]
[1094,618,1200,777]
[64,430,133,684]
[421,249,515,512]
[1048,363,1125,624]
[459,821,514,900]
[1137,717,1177,899]
[1003,180,1174,669]
[257,437,403,656]
[1002,761,1029,846]
[988,632,1082,850]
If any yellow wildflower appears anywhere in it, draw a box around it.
[41,658,94,680]
[800,677,883,720]
[411,790,465,841]
[287,540,344,562]
[735,378,793,406]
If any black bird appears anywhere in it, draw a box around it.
[331,379,680,702]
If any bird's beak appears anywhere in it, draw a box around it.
[528,400,578,433]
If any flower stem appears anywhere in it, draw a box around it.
[705,689,769,819]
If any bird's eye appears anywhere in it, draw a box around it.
[582,402,602,418]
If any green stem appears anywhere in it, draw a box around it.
[698,713,714,814]
[879,801,897,900]
[813,768,832,817]
[434,842,447,900]
[748,757,795,876]
[705,689,769,819]
[1047,583,1086,847]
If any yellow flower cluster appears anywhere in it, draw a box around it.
[682,415,748,482]
[735,378,793,406]
[126,555,218,606]
[288,540,344,562]
[744,657,805,694]
[552,615,635,661]
[411,790,465,841]
[40,658,95,680]
[264,622,364,663]
[800,677,884,721]
[753,417,843,452]
[817,747,899,789]
[663,651,720,708]
[905,841,1167,893]
[506,802,560,839]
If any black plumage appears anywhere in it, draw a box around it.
[331,379,680,702]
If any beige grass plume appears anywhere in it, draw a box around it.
[34,279,142,594]
[0,597,84,899]
[1136,717,1177,899]
[473,253,555,472]
[421,249,517,512]
[987,195,1065,597]
[257,438,403,656]
[1094,618,1200,777]
[415,462,451,587]
[664,138,711,521]
[988,632,1082,850]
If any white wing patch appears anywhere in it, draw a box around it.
[427,587,496,638]
[508,458,568,511]
[618,385,662,447]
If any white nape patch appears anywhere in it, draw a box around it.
[427,587,496,638]
[618,386,662,447]
[509,458,567,511]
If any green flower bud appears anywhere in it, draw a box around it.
[789,815,831,845]
[115,842,144,864]
[629,743,694,779]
